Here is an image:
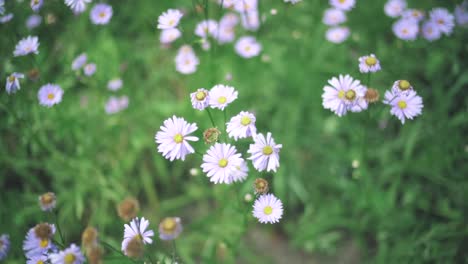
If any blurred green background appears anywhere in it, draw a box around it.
[1,0,467,263]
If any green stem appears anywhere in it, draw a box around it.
[223,110,228,141]
[206,108,216,127]
[101,241,140,264]
[53,210,65,246]
[172,240,178,264]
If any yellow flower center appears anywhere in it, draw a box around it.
[262,146,273,155]
[39,239,49,248]
[345,90,356,100]
[64,253,76,264]
[402,29,408,34]
[339,0,346,3]
[241,116,251,126]
[173,133,183,143]
[8,76,16,82]
[397,100,407,109]
[338,90,345,99]
[47,93,55,100]
[218,96,227,104]
[162,218,177,233]
[218,158,228,168]
[195,91,206,101]
[244,46,251,52]
[263,206,273,215]
[99,12,106,18]
[38,261,44,264]
[398,80,411,90]
[365,57,377,66]
[169,19,175,26]
[437,19,444,25]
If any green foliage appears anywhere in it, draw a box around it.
[1,0,467,263]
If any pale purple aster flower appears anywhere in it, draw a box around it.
[5,72,25,94]
[240,10,260,31]
[0,13,13,24]
[430,8,455,36]
[71,53,87,70]
[358,54,381,73]
[90,3,113,25]
[253,194,284,224]
[325,26,350,43]
[330,0,355,11]
[175,53,199,75]
[227,159,248,183]
[158,217,183,241]
[455,1,468,26]
[384,0,406,18]
[422,21,442,41]
[155,116,199,161]
[195,20,218,38]
[190,88,210,110]
[49,244,84,264]
[83,63,96,76]
[209,84,238,110]
[201,143,244,184]
[392,19,419,41]
[31,0,43,12]
[105,96,128,114]
[402,9,425,22]
[157,9,183,30]
[107,78,123,91]
[27,255,48,264]
[234,0,257,13]
[64,0,91,14]
[216,24,236,44]
[226,111,257,140]
[13,36,39,56]
[383,90,423,124]
[235,36,261,58]
[220,13,239,28]
[391,79,413,95]
[322,74,366,116]
[323,8,347,26]
[160,28,181,44]
[26,15,42,30]
[23,223,56,258]
[38,84,63,107]
[122,217,154,255]
[248,132,282,172]
[0,234,10,261]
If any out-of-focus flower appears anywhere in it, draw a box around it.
[90,3,113,25]
[38,84,63,107]
[84,63,97,76]
[157,9,183,29]
[323,8,347,26]
[64,0,91,14]
[158,217,183,241]
[38,192,56,211]
[235,36,261,58]
[392,19,419,41]
[26,14,42,30]
[13,36,39,56]
[72,53,87,70]
[105,96,128,114]
[384,0,406,18]
[5,73,25,94]
[429,8,455,36]
[325,26,350,43]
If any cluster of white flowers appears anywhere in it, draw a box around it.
[155,85,284,224]
[323,0,356,43]
[385,0,458,41]
[322,53,423,124]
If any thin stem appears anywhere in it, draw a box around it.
[367,73,372,88]
[53,210,65,246]
[101,241,139,264]
[206,108,216,127]
[223,110,228,141]
[172,240,178,263]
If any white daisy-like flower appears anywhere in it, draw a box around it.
[190,88,210,111]
[383,90,423,124]
[157,9,183,30]
[234,0,258,13]
[71,53,87,70]
[13,36,39,57]
[391,79,413,94]
[235,36,261,58]
[330,0,355,11]
[23,223,56,258]
[325,26,350,43]
[155,116,199,161]
[240,10,260,31]
[158,217,183,241]
[248,132,282,172]
[64,0,91,14]
[90,3,113,25]
[209,84,238,110]
[5,72,25,94]
[358,54,381,73]
[227,159,249,183]
[323,8,347,26]
[402,9,425,22]
[0,234,10,261]
[122,217,154,255]
[220,13,239,28]
[160,28,182,44]
[195,20,218,38]
[49,244,85,264]
[422,21,442,41]
[38,84,64,107]
[384,0,406,18]
[83,63,96,76]
[107,78,123,91]
[201,143,244,184]
[430,8,455,36]
[216,24,236,44]
[253,194,284,224]
[322,74,366,116]
[392,19,419,41]
[226,111,257,140]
